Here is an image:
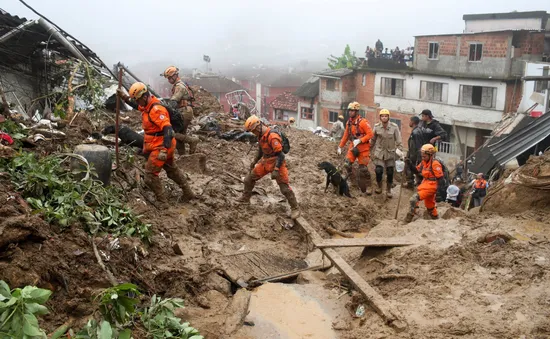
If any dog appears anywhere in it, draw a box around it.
[317,161,351,197]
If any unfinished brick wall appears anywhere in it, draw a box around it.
[515,31,545,55]
[459,32,510,58]
[504,81,524,113]
[416,36,459,56]
[355,72,376,106]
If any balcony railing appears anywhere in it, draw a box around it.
[436,141,461,155]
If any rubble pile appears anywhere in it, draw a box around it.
[190,85,225,116]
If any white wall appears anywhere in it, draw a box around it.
[374,71,506,129]
[296,101,318,130]
[255,83,262,115]
[518,61,550,114]
[0,67,37,117]
[465,18,543,32]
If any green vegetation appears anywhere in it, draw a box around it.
[328,44,358,69]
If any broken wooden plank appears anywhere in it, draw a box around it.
[249,265,325,285]
[223,288,251,335]
[294,217,407,332]
[316,237,414,248]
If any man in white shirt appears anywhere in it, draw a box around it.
[446,180,461,207]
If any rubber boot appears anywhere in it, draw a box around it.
[280,184,301,219]
[375,181,383,194]
[237,173,255,204]
[404,212,414,223]
[386,185,393,198]
[145,174,169,209]
[427,208,439,220]
[188,136,199,154]
[364,176,373,196]
[165,165,196,202]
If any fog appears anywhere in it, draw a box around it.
[3,0,549,75]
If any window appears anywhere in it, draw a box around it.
[326,79,336,91]
[358,110,366,118]
[329,111,339,123]
[275,110,288,121]
[301,107,313,120]
[390,118,401,130]
[381,78,404,97]
[459,85,496,108]
[420,81,447,102]
[535,67,549,93]
[469,43,483,62]
[362,74,367,86]
[428,42,439,60]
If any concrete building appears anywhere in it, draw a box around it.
[463,11,550,33]
[294,77,320,130]
[270,91,298,124]
[313,69,357,130]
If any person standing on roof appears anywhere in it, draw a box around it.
[338,102,374,195]
[371,109,404,198]
[419,109,447,146]
[163,66,200,154]
[330,115,345,140]
[118,82,195,208]
[405,144,445,223]
[405,116,424,188]
[471,173,488,207]
[237,115,300,219]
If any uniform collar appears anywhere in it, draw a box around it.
[140,95,160,112]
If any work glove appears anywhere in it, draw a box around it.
[271,170,279,180]
[116,89,129,101]
[353,139,361,147]
[337,147,342,155]
[157,149,167,161]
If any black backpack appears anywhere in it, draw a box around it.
[147,102,185,133]
[419,157,450,202]
[268,127,290,154]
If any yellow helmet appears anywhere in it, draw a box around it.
[348,102,360,110]
[421,144,436,155]
[289,117,295,123]
[379,109,390,116]
[338,115,344,120]
[128,82,148,100]
[244,115,261,131]
[163,66,179,78]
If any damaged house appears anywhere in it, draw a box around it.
[0,8,113,119]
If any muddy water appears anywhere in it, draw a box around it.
[240,283,341,339]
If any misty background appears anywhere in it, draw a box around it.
[3,0,550,77]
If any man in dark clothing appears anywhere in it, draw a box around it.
[454,160,464,181]
[405,116,424,187]
[419,109,447,145]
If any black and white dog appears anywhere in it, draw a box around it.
[317,161,351,197]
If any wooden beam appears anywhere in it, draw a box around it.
[294,217,407,331]
[316,237,414,248]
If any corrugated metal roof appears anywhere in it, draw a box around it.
[293,76,319,98]
[488,110,550,166]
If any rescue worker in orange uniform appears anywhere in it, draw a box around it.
[338,102,374,194]
[163,66,199,154]
[472,173,488,207]
[237,115,300,219]
[405,144,444,223]
[119,82,195,208]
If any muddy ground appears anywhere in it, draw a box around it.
[2,109,550,338]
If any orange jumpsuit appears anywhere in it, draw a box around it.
[416,158,444,216]
[338,116,374,165]
[139,96,177,175]
[252,127,289,184]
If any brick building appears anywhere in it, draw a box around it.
[271,91,299,123]
[294,77,320,130]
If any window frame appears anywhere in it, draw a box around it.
[301,106,314,120]
[362,74,367,87]
[380,77,404,97]
[420,80,447,102]
[326,79,336,91]
[468,43,483,62]
[390,118,401,130]
[428,42,439,60]
[459,84,497,108]
[329,111,339,123]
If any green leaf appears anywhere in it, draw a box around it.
[23,313,43,337]
[188,336,204,339]
[98,321,112,339]
[28,288,52,304]
[25,302,49,315]
[118,328,132,339]
[0,281,11,299]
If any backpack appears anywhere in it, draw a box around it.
[419,157,450,202]
[268,127,290,154]
[147,102,185,133]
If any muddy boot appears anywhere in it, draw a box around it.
[386,185,393,198]
[375,181,383,194]
[237,173,255,204]
[165,164,196,202]
[427,208,439,220]
[365,178,373,196]
[358,165,372,195]
[404,212,414,223]
[145,174,169,209]
[188,136,199,154]
[280,184,300,219]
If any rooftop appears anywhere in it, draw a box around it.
[414,29,544,38]
[270,91,299,111]
[294,76,319,98]
[184,75,243,93]
[313,68,354,78]
[268,73,312,88]
[463,11,549,21]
